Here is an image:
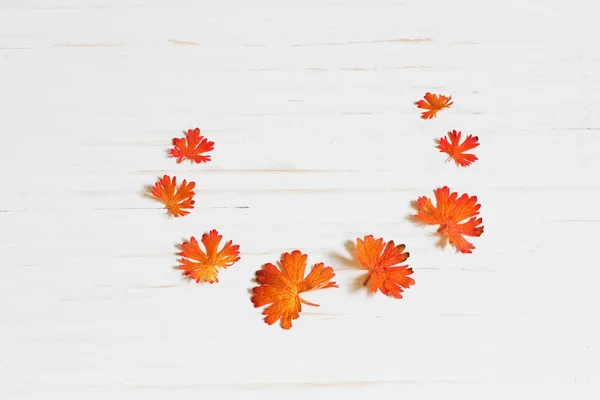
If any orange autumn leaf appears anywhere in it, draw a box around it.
[415,92,453,119]
[354,235,415,299]
[150,175,195,217]
[251,250,338,330]
[414,186,484,254]
[170,128,214,164]
[179,230,240,283]
[437,130,479,167]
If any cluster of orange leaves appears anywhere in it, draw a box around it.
[413,93,485,252]
[414,93,480,167]
[150,128,213,217]
[144,93,486,330]
[250,234,420,329]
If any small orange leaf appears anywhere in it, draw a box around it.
[414,186,484,253]
[437,130,479,167]
[170,128,214,164]
[415,92,453,119]
[179,230,240,283]
[251,250,338,330]
[150,175,195,217]
[354,235,415,299]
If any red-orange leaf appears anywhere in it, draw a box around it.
[415,92,453,119]
[170,128,214,164]
[150,175,195,217]
[414,186,484,253]
[354,235,414,299]
[179,230,240,283]
[251,250,338,330]
[437,130,479,167]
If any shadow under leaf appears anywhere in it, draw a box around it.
[406,200,423,223]
[142,185,154,199]
[435,233,448,249]
[328,240,361,270]
[328,239,371,294]
[408,199,452,251]
[351,272,374,294]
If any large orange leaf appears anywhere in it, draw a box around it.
[354,235,415,299]
[437,130,479,167]
[170,128,214,164]
[414,186,484,253]
[150,175,195,217]
[415,92,453,119]
[251,250,338,330]
[179,230,240,283]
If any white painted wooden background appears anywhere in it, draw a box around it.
[1,0,599,398]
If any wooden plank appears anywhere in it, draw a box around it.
[1,0,599,398]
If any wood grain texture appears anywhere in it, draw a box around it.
[1,0,599,398]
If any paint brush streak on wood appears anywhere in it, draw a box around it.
[292,38,434,46]
[168,39,201,46]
